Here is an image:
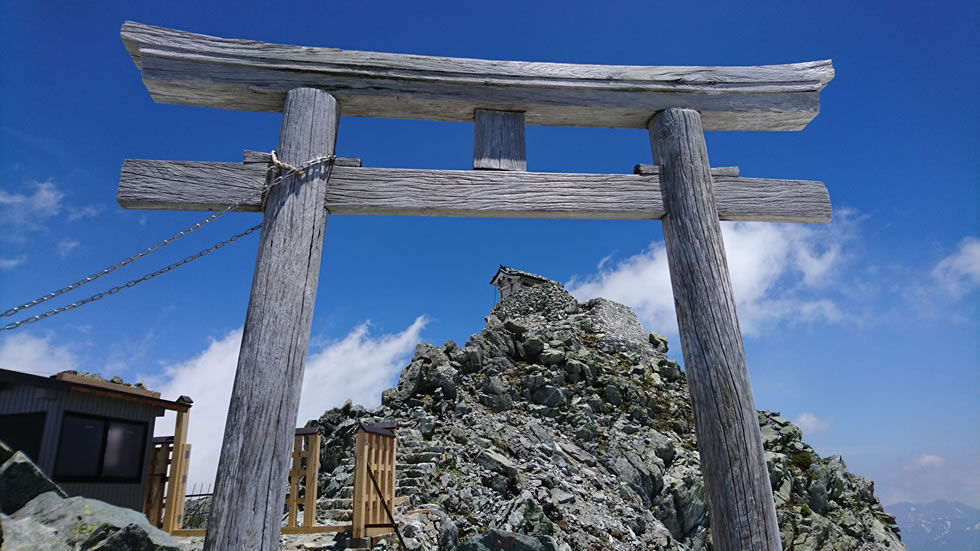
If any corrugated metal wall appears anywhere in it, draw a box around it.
[0,383,164,511]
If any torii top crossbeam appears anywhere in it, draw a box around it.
[121,22,833,130]
[117,21,834,551]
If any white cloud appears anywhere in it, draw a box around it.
[67,205,100,222]
[0,256,27,270]
[149,317,427,487]
[932,237,980,297]
[0,181,64,232]
[793,412,831,436]
[913,454,946,468]
[0,333,79,375]
[567,212,856,336]
[57,239,80,258]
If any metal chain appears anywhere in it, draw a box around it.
[1,224,263,331]
[1,153,336,331]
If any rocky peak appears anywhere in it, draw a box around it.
[309,283,907,550]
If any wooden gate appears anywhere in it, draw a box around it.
[143,436,191,532]
[352,422,398,538]
[285,428,322,532]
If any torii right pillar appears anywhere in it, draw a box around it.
[651,108,782,550]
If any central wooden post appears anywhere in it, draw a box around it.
[204,88,339,551]
[650,108,781,551]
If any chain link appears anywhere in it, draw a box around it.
[1,153,336,331]
[2,224,263,331]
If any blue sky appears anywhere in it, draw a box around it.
[1,1,977,506]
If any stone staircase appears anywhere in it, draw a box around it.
[315,427,445,549]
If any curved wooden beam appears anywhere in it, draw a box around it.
[120,22,833,131]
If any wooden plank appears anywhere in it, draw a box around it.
[474,110,526,171]
[352,430,367,538]
[650,108,780,550]
[55,372,161,398]
[118,160,830,223]
[172,528,207,537]
[143,442,170,527]
[304,433,321,528]
[173,526,351,538]
[287,434,301,528]
[120,22,833,131]
[163,411,189,533]
[281,525,351,535]
[203,89,339,551]
[635,164,739,177]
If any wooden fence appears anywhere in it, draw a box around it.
[143,436,190,532]
[285,428,322,533]
[147,427,345,537]
[352,422,398,539]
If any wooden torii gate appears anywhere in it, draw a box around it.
[116,22,833,551]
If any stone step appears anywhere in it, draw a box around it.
[318,508,352,522]
[396,476,427,488]
[396,486,417,498]
[400,452,444,464]
[399,467,434,479]
[317,497,352,510]
[345,537,372,550]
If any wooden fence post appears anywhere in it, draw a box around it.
[203,88,340,551]
[649,108,782,551]
[163,409,190,533]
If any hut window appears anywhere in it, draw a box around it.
[0,412,46,462]
[53,413,147,482]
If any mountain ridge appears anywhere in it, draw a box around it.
[308,281,907,550]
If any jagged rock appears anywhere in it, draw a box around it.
[476,449,518,479]
[439,510,459,551]
[457,529,559,551]
[10,492,178,550]
[0,440,13,464]
[0,513,71,551]
[308,281,907,551]
[648,331,669,353]
[0,451,67,514]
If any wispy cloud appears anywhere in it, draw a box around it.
[0,332,79,375]
[793,412,832,436]
[0,256,27,270]
[912,454,946,468]
[57,239,80,258]
[932,237,980,298]
[148,317,427,487]
[0,181,64,233]
[876,453,980,508]
[1,181,100,239]
[567,211,858,336]
[67,205,101,222]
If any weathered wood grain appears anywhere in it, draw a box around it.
[118,159,830,223]
[203,89,339,551]
[650,108,781,551]
[474,110,526,170]
[120,22,833,131]
[635,164,739,177]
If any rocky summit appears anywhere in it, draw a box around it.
[309,282,907,551]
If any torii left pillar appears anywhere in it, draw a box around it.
[204,88,338,551]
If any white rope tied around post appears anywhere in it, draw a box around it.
[1,151,337,330]
[262,151,336,210]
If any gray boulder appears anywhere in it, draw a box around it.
[439,510,459,551]
[0,451,67,514]
[457,529,559,551]
[11,492,179,550]
[0,513,71,551]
